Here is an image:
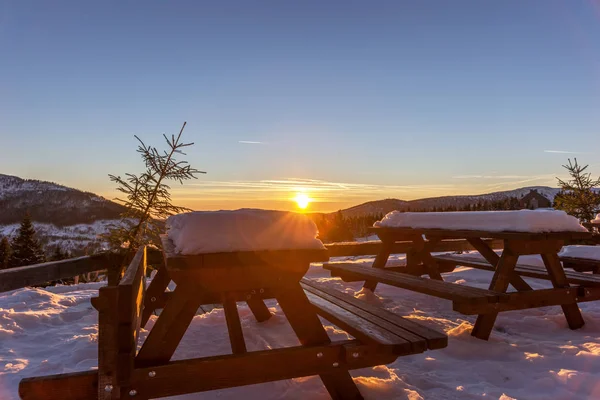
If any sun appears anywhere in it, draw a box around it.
[293,192,311,209]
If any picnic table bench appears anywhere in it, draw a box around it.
[20,236,446,400]
[324,226,596,340]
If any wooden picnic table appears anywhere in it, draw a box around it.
[325,226,596,341]
[20,237,447,399]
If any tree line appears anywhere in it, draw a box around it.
[0,213,71,270]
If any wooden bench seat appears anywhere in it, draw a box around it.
[300,278,447,356]
[433,254,600,287]
[322,262,508,311]
[560,256,600,274]
[322,261,600,315]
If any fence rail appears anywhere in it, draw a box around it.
[2,237,581,293]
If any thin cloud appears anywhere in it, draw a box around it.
[238,140,264,144]
[452,175,531,180]
[544,150,587,154]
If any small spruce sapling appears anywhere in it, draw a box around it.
[553,158,600,222]
[107,122,205,260]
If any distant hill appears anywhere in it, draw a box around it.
[0,174,125,225]
[0,174,125,255]
[339,186,561,218]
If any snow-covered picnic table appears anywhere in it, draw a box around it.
[325,210,597,341]
[20,210,447,400]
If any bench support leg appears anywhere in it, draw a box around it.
[223,295,248,354]
[141,265,172,327]
[136,281,203,367]
[363,241,393,292]
[472,249,519,340]
[247,298,272,322]
[541,253,585,330]
[278,286,364,399]
[467,238,532,292]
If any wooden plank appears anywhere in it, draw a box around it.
[141,264,172,327]
[301,279,447,350]
[412,236,443,281]
[223,295,247,354]
[116,247,147,387]
[325,263,504,304]
[468,238,532,291]
[276,284,364,399]
[325,238,504,257]
[0,252,115,293]
[19,370,98,400]
[541,253,585,330]
[471,248,519,340]
[128,342,387,399]
[363,239,393,291]
[246,298,272,322]
[304,291,415,353]
[454,286,600,314]
[303,285,427,352]
[560,256,600,273]
[371,226,592,241]
[136,281,204,367]
[507,239,564,256]
[95,286,119,399]
[433,254,600,287]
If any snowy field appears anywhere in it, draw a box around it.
[2,254,600,399]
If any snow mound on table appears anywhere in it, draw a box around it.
[374,210,587,233]
[166,209,325,255]
[593,214,600,223]
[560,245,600,261]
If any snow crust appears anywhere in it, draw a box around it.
[374,210,587,233]
[560,246,600,261]
[166,209,325,255]
[3,257,600,399]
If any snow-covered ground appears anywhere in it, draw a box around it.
[2,254,600,399]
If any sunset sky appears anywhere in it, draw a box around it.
[1,1,600,212]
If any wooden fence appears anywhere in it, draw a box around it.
[0,239,505,293]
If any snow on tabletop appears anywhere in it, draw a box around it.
[166,209,325,255]
[4,262,600,400]
[374,209,588,233]
[559,245,600,261]
[593,214,600,223]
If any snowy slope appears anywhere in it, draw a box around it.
[342,186,561,217]
[0,174,124,226]
[2,258,600,399]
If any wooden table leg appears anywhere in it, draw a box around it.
[471,249,519,340]
[277,285,364,399]
[223,295,247,354]
[467,238,532,291]
[413,236,443,281]
[141,265,172,327]
[246,298,272,322]
[541,253,585,330]
[363,240,393,292]
[136,281,204,367]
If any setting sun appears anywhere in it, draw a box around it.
[293,192,311,209]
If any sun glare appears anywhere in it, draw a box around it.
[294,193,311,209]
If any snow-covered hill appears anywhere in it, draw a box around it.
[341,186,562,217]
[0,174,126,255]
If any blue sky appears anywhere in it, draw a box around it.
[1,1,599,211]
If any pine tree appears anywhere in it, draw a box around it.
[107,122,205,254]
[554,158,600,222]
[9,213,45,268]
[0,236,11,269]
